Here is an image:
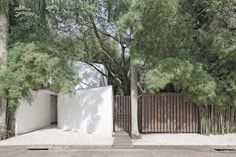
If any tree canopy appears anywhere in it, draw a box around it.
[131,0,236,107]
[0,0,80,110]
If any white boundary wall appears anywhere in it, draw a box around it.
[58,86,113,137]
[15,90,57,135]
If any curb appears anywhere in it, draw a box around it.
[0,145,236,151]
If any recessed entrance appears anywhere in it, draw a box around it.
[50,95,58,125]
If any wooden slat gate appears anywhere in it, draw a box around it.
[114,93,199,133]
[141,93,199,133]
[113,95,142,132]
[114,95,131,132]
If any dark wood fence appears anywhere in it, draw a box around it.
[113,93,199,133]
[141,93,199,133]
[113,95,142,132]
[114,95,131,132]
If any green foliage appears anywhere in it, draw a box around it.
[4,0,236,109]
[0,41,79,110]
[0,0,80,110]
[47,0,133,95]
[145,58,216,105]
[131,0,236,107]
[0,0,7,15]
[10,5,48,43]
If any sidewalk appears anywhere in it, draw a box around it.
[1,126,236,150]
[0,125,113,147]
[132,133,236,146]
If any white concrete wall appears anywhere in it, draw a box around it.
[58,86,113,137]
[69,61,108,90]
[15,90,57,135]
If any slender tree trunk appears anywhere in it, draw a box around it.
[0,0,8,139]
[130,61,141,138]
[122,71,130,95]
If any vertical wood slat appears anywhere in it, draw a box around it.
[117,95,120,131]
[189,102,192,133]
[173,94,176,131]
[155,95,158,132]
[184,100,187,133]
[165,94,167,132]
[167,94,169,132]
[171,94,173,133]
[187,101,189,133]
[181,94,184,133]
[120,96,122,131]
[150,95,152,132]
[164,94,166,132]
[147,95,150,132]
[160,94,163,132]
[127,96,130,131]
[158,95,161,132]
[125,96,127,131]
[183,95,185,133]
[119,95,122,131]
[163,94,167,132]
[143,95,146,132]
[123,96,125,131]
[153,95,155,132]
[196,104,199,133]
[122,96,124,131]
[145,95,148,132]
[114,95,132,132]
[177,94,180,133]
[192,103,195,132]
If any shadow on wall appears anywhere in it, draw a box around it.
[70,61,108,90]
[58,86,113,136]
[14,91,53,135]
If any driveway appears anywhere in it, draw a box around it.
[0,125,113,146]
[0,148,236,157]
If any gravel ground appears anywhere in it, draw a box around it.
[133,134,236,146]
[0,125,113,146]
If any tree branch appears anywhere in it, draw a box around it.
[84,61,109,78]
[89,15,126,72]
[89,15,114,60]
[84,61,123,85]
[83,23,121,44]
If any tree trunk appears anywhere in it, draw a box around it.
[0,0,8,139]
[122,71,131,95]
[130,61,141,139]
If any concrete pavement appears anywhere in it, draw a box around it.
[0,125,113,146]
[133,134,236,146]
[0,148,236,157]
[113,132,133,148]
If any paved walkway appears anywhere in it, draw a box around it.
[0,125,113,146]
[1,125,236,148]
[133,134,236,146]
[113,132,133,148]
